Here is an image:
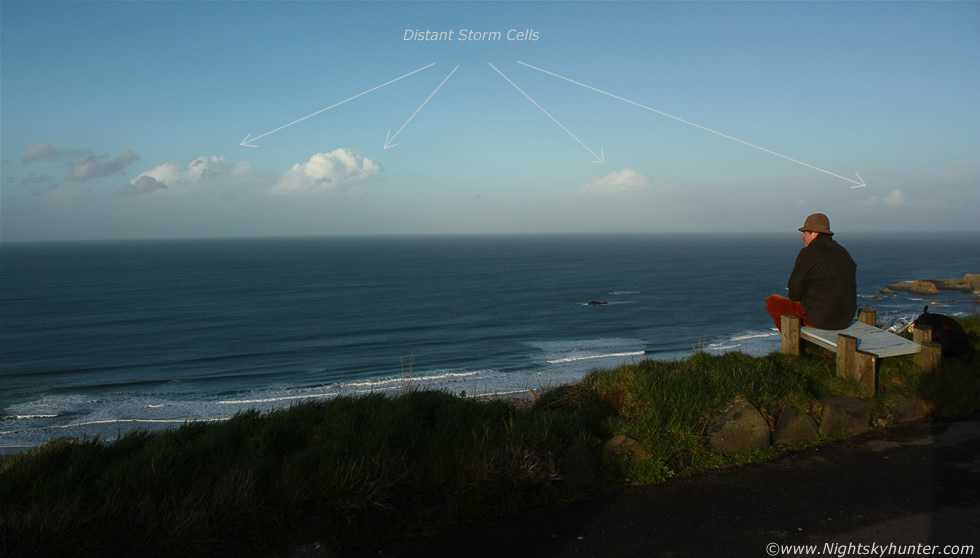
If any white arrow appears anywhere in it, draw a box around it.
[517,61,865,187]
[489,63,604,163]
[240,63,436,147]
[385,65,460,149]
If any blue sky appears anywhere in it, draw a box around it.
[2,0,978,241]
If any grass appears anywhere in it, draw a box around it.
[2,317,978,557]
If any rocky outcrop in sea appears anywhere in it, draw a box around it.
[881,273,980,295]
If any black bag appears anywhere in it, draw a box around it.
[913,307,973,359]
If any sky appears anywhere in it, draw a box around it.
[1,0,978,241]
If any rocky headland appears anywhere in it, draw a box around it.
[881,273,980,295]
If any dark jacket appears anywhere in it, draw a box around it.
[788,234,857,329]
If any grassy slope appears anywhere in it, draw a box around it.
[2,316,977,557]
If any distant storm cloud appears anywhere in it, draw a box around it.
[22,142,91,163]
[19,173,56,186]
[582,168,655,194]
[122,156,229,196]
[23,143,55,162]
[882,189,908,206]
[69,150,140,181]
[861,189,912,208]
[272,148,381,194]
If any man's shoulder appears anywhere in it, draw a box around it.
[812,235,847,251]
[813,236,856,267]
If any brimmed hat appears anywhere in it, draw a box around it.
[798,213,833,235]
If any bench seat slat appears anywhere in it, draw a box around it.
[800,321,922,358]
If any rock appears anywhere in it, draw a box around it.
[935,273,980,293]
[671,450,694,469]
[948,276,971,289]
[892,395,928,424]
[883,280,941,295]
[819,396,870,436]
[706,398,770,454]
[558,444,599,493]
[601,435,648,466]
[882,273,979,295]
[772,406,818,445]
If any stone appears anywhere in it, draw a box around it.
[772,406,819,445]
[706,398,771,454]
[935,273,980,293]
[883,280,940,295]
[819,396,870,436]
[601,435,648,466]
[558,444,599,493]
[882,273,980,295]
[908,281,941,295]
[892,395,928,424]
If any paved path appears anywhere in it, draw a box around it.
[338,416,980,558]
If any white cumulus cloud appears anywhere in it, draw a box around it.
[122,156,228,196]
[883,189,908,206]
[581,169,655,195]
[272,148,381,195]
[861,189,911,207]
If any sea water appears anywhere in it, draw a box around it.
[1,233,977,448]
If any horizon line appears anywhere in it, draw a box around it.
[3,230,979,245]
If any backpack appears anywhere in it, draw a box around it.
[912,307,973,360]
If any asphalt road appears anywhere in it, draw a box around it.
[337,415,980,558]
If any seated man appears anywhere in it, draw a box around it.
[767,213,857,331]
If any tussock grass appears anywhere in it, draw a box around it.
[1,391,592,557]
[577,351,821,477]
[2,318,977,557]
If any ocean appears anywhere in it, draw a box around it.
[1,233,977,449]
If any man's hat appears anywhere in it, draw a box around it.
[798,213,833,235]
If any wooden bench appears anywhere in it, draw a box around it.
[780,308,943,396]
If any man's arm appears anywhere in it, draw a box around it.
[787,249,810,301]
